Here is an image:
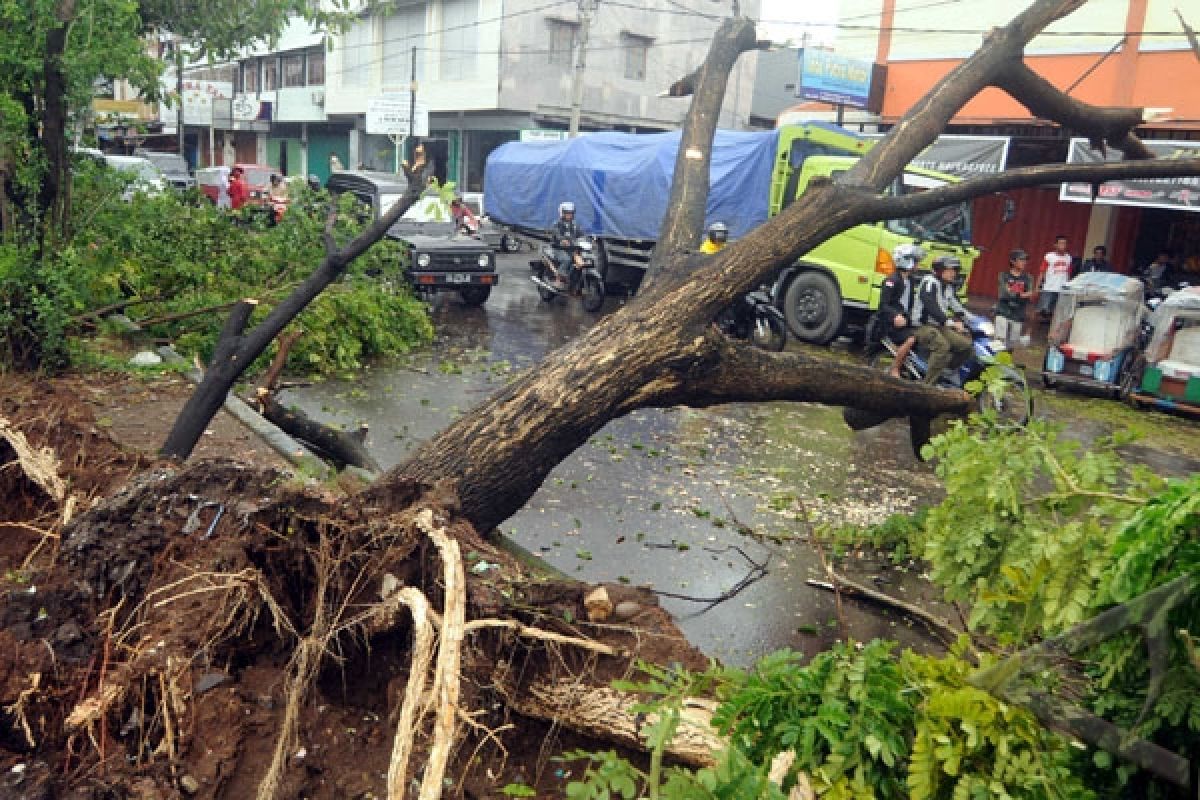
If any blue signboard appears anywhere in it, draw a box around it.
[799,49,873,109]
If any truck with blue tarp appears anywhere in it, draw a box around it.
[484,122,979,343]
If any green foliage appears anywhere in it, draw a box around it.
[59,172,431,375]
[918,416,1162,643]
[714,642,912,797]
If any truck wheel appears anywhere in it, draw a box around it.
[783,272,842,344]
[460,286,492,306]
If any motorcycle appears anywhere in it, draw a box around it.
[871,311,1031,426]
[530,237,606,312]
[715,284,787,351]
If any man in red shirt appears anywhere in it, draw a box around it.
[1036,234,1074,320]
[227,166,250,210]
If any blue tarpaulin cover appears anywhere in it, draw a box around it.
[483,128,780,240]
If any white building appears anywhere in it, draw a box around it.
[187,0,760,189]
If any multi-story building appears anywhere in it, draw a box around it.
[767,0,1200,295]
[182,0,760,189]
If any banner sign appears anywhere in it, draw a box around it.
[366,93,430,137]
[865,134,1010,178]
[1061,137,1200,213]
[799,49,873,109]
[520,129,568,142]
[158,79,232,128]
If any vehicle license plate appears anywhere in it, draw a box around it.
[447,273,472,284]
[1079,365,1093,377]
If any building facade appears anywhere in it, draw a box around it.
[180,0,760,189]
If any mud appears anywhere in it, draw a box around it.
[0,375,705,799]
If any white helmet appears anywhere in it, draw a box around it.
[558,201,576,217]
[892,243,926,271]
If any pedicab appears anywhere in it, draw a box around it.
[1041,272,1145,397]
[1123,286,1200,416]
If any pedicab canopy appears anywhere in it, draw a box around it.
[1144,287,1200,372]
[1047,272,1145,358]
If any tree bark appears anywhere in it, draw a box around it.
[38,0,77,246]
[159,149,429,460]
[643,16,758,287]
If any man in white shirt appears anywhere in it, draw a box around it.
[1036,235,1075,320]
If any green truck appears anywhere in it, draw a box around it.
[485,122,979,343]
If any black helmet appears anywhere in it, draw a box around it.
[307,174,321,191]
[934,255,962,273]
[707,222,728,243]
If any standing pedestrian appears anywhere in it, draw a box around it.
[215,166,232,209]
[227,166,249,210]
[1036,234,1074,320]
[1080,244,1111,273]
[995,249,1035,350]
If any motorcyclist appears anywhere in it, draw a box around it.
[912,255,972,385]
[878,243,925,377]
[551,201,582,289]
[699,222,728,254]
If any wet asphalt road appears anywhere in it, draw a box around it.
[280,252,1198,665]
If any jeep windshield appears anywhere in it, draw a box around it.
[885,171,972,245]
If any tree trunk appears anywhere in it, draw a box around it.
[38,0,77,246]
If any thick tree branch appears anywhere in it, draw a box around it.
[857,158,1200,223]
[1178,10,1200,63]
[644,16,758,287]
[646,334,971,418]
[994,62,1153,158]
[847,0,1087,191]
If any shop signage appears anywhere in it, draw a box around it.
[158,79,233,128]
[521,129,568,142]
[1061,138,1200,213]
[864,134,1011,178]
[366,93,429,137]
[799,49,873,109]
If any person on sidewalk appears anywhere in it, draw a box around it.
[995,249,1035,350]
[1080,244,1111,273]
[913,256,972,385]
[227,166,249,211]
[1036,234,1075,320]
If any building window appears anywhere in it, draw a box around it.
[242,59,259,93]
[282,54,305,87]
[383,3,426,85]
[547,19,577,65]
[306,48,325,85]
[622,33,650,81]
[262,56,279,90]
[440,0,478,81]
[340,17,373,87]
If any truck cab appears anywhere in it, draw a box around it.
[768,126,978,344]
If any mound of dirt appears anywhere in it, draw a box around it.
[0,374,710,799]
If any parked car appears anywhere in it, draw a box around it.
[195,163,276,206]
[102,155,168,200]
[134,149,195,190]
[326,171,498,305]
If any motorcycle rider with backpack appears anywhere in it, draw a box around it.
[913,256,972,385]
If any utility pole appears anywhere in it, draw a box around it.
[568,0,597,137]
[175,40,185,159]
[409,45,418,160]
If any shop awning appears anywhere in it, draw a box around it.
[1060,137,1200,213]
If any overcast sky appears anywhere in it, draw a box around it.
[757,0,840,46]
